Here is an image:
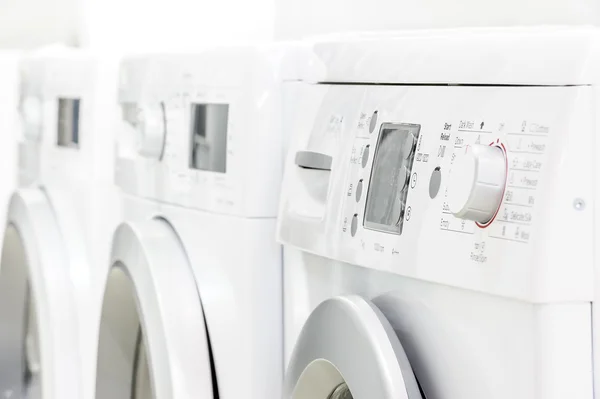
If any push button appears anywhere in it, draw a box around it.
[369,111,378,133]
[351,214,358,237]
[361,145,370,168]
[356,179,363,202]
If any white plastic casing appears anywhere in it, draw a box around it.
[278,28,600,399]
[15,47,121,399]
[110,45,309,399]
[19,46,121,186]
[0,51,19,208]
[116,45,311,217]
[116,194,283,399]
[447,144,507,223]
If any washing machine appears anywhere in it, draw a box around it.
[95,45,308,398]
[0,47,120,399]
[0,51,20,257]
[278,27,599,399]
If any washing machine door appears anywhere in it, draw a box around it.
[96,219,215,399]
[0,189,84,398]
[284,295,423,399]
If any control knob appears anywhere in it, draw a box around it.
[447,144,507,225]
[136,104,166,159]
[21,96,43,140]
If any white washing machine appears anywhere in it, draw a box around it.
[0,51,20,257]
[278,27,599,399]
[95,46,307,398]
[0,47,120,399]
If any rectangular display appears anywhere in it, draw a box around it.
[57,98,81,148]
[189,103,229,173]
[364,123,421,235]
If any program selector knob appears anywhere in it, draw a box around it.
[136,104,166,159]
[21,96,43,140]
[447,144,507,225]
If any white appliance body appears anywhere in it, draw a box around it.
[95,46,306,398]
[0,51,21,398]
[278,27,599,399]
[0,51,19,254]
[0,48,120,399]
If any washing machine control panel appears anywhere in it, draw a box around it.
[19,53,117,185]
[278,83,594,302]
[116,51,288,218]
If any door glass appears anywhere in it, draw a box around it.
[0,225,40,398]
[96,265,154,399]
[23,287,41,397]
[291,359,356,399]
[133,331,152,399]
[328,383,353,399]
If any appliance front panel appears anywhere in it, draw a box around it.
[116,51,288,218]
[20,54,118,185]
[278,84,594,302]
[282,250,594,399]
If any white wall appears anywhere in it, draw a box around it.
[0,0,81,48]
[274,0,600,39]
[0,0,277,50]
[2,0,600,49]
[80,0,277,51]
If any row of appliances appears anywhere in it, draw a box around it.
[0,26,597,399]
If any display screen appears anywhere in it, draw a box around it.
[364,123,421,235]
[57,98,81,148]
[189,103,229,173]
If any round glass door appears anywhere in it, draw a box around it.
[96,266,153,398]
[284,295,423,399]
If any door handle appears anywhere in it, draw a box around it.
[294,151,332,171]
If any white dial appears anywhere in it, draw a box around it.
[136,104,166,159]
[21,96,43,140]
[447,144,507,224]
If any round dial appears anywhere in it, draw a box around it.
[447,144,507,224]
[21,96,43,140]
[136,104,166,159]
